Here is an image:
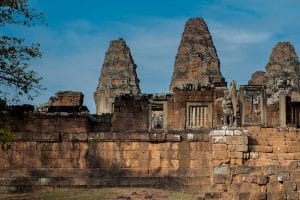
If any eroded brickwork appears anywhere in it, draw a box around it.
[1,127,300,199]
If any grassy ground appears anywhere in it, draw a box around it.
[0,188,199,200]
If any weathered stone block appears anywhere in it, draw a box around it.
[283,181,297,191]
[277,171,290,182]
[213,166,230,176]
[211,136,226,144]
[267,192,286,200]
[257,175,268,185]
[286,140,299,146]
[212,151,228,160]
[235,192,250,200]
[268,138,286,146]
[230,158,243,165]
[233,166,257,175]
[39,177,51,186]
[253,145,273,153]
[287,145,300,153]
[249,192,267,200]
[236,145,248,152]
[288,161,300,170]
[213,175,227,184]
[229,152,243,159]
[212,144,227,151]
[266,185,284,196]
[228,144,236,151]
[227,136,248,145]
[273,146,288,153]
[286,192,299,200]
[249,152,260,161]
[285,131,298,140]
[294,153,300,159]
[203,142,212,151]
[291,171,300,181]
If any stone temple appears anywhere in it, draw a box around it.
[170,18,226,91]
[2,17,300,199]
[94,38,140,114]
[92,17,300,129]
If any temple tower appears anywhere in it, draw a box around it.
[94,38,140,114]
[170,18,226,91]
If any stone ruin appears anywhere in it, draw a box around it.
[46,91,88,113]
[91,17,300,130]
[170,18,227,91]
[94,38,140,115]
[1,17,300,199]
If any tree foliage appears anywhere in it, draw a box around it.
[0,0,44,102]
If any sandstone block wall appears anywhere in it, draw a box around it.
[48,91,84,107]
[0,132,214,194]
[22,113,90,134]
[1,127,300,199]
[112,96,148,131]
[247,127,300,166]
[209,128,300,199]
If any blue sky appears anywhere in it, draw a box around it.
[5,0,300,113]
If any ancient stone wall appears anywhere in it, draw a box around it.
[1,126,300,199]
[112,95,148,131]
[167,89,224,130]
[48,91,83,107]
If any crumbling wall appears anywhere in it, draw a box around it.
[209,127,300,199]
[0,132,213,193]
[22,113,91,134]
[247,127,300,166]
[49,91,83,107]
[112,95,149,131]
[1,127,300,199]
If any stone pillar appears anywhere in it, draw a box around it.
[279,92,286,128]
[260,89,267,126]
[94,91,113,115]
[148,104,152,131]
[239,88,245,126]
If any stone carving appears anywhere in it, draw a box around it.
[222,90,234,125]
[229,80,239,126]
[94,38,141,114]
[170,18,226,91]
[222,81,239,126]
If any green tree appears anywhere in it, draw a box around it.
[0,0,44,102]
[0,0,44,148]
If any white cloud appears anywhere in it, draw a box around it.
[211,24,271,45]
[13,1,300,113]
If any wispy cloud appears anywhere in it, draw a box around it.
[212,25,271,45]
[11,0,300,114]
